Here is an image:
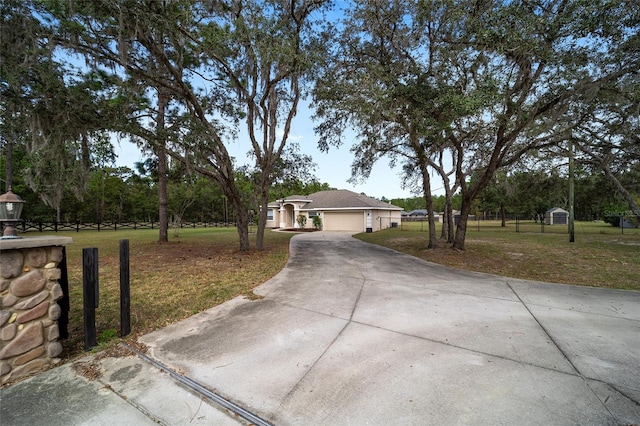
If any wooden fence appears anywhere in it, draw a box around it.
[16,220,236,233]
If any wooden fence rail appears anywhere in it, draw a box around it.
[17,220,236,233]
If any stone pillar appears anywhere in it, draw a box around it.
[0,236,73,384]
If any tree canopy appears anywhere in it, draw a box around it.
[2,0,639,251]
[3,0,330,251]
[313,0,640,249]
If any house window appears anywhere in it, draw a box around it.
[267,209,274,221]
[308,211,319,218]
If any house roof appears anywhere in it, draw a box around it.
[546,207,568,214]
[272,189,402,211]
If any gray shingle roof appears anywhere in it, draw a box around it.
[300,190,401,210]
[269,190,402,210]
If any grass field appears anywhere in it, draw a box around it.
[37,227,295,361]
[357,220,640,291]
[34,220,639,362]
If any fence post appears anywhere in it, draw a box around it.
[120,239,131,337]
[82,247,99,350]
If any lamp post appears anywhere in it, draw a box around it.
[0,187,25,239]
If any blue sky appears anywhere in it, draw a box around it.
[113,103,425,201]
[65,2,424,201]
[113,131,417,200]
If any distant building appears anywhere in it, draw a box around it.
[545,207,568,225]
[405,209,440,222]
[267,189,403,233]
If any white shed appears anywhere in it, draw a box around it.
[545,207,568,225]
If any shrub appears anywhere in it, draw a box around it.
[312,215,322,230]
[603,203,638,227]
[296,214,307,228]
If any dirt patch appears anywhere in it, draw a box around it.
[71,359,103,381]
[507,252,524,258]
[70,341,149,382]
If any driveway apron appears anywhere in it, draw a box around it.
[138,231,640,425]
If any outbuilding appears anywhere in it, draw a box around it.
[267,189,403,233]
[545,207,569,225]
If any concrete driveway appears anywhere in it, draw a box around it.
[2,231,639,425]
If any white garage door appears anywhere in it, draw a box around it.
[323,211,365,232]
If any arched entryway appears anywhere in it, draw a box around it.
[283,204,295,228]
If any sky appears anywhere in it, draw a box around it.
[113,103,429,201]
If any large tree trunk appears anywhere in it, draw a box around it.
[231,196,250,251]
[451,133,505,250]
[439,178,455,244]
[256,197,268,251]
[253,168,272,251]
[440,209,448,241]
[157,90,169,243]
[420,164,438,249]
[254,174,272,251]
[452,194,474,250]
[219,170,251,251]
[446,197,454,243]
[434,153,456,243]
[180,159,252,251]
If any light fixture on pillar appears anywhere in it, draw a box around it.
[0,187,25,239]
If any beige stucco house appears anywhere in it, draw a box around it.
[267,189,403,233]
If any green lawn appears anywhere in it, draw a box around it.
[35,227,294,360]
[31,220,639,362]
[357,220,640,291]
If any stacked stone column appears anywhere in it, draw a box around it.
[1,238,72,385]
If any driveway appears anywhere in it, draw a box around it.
[140,231,640,425]
[2,231,639,425]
